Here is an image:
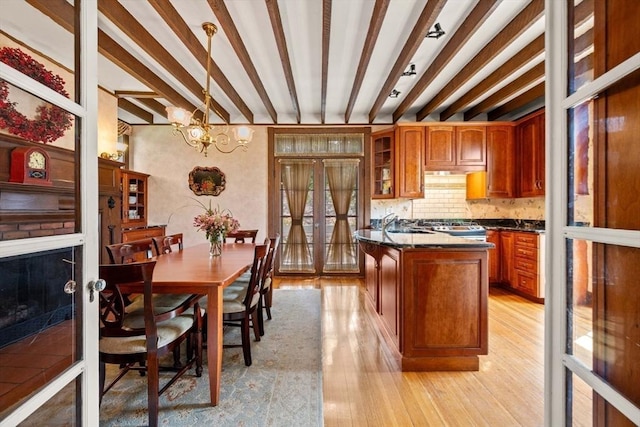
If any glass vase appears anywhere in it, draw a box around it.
[209,234,223,257]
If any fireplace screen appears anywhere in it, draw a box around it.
[0,247,81,349]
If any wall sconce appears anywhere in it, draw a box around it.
[426,23,445,39]
[100,141,128,161]
[402,63,416,77]
[389,89,401,98]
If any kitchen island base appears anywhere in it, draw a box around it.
[358,230,490,372]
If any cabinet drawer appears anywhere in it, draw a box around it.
[122,227,165,242]
[515,233,537,247]
[515,271,538,294]
[515,246,537,260]
[514,257,536,273]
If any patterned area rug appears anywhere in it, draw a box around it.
[100,289,323,426]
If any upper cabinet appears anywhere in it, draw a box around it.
[425,125,486,172]
[371,129,395,199]
[121,169,149,228]
[517,110,545,197]
[395,126,424,198]
[486,125,515,198]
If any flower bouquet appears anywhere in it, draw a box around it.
[193,200,240,256]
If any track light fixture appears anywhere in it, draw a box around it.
[401,63,416,77]
[389,89,401,98]
[426,23,445,39]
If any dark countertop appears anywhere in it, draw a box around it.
[355,229,494,249]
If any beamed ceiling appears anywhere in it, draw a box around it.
[0,0,593,126]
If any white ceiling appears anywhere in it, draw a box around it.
[1,0,545,126]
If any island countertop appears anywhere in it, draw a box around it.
[354,229,494,249]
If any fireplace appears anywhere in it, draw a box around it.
[0,247,80,349]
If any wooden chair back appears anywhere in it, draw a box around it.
[152,233,184,255]
[105,239,154,264]
[226,229,259,243]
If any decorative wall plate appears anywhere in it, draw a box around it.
[188,166,226,196]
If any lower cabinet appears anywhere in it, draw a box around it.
[486,230,500,283]
[491,229,544,302]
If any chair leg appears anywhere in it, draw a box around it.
[147,354,160,427]
[256,299,265,337]
[252,310,261,342]
[241,317,252,366]
[265,287,273,320]
[173,346,182,369]
[99,361,106,405]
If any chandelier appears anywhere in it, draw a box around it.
[166,22,254,157]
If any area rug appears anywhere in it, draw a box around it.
[99,289,323,426]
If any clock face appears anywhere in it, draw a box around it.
[28,151,46,169]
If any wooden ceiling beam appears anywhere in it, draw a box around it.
[320,0,332,124]
[424,0,544,122]
[464,61,544,121]
[25,0,200,115]
[440,34,544,121]
[265,0,301,124]
[148,1,246,123]
[98,0,231,123]
[344,0,390,123]
[367,0,446,123]
[134,98,168,117]
[487,82,544,121]
[118,98,154,123]
[115,91,159,99]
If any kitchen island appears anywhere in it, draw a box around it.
[355,229,493,371]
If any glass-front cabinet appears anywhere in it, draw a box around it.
[371,129,394,199]
[121,169,148,228]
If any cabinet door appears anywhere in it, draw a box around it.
[499,231,514,287]
[517,112,545,197]
[486,230,501,283]
[395,126,423,198]
[379,248,400,346]
[486,126,515,198]
[371,130,395,199]
[364,253,378,310]
[456,126,486,166]
[425,126,455,170]
[121,170,149,227]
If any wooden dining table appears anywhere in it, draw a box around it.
[139,242,255,405]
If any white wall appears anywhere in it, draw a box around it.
[129,125,268,248]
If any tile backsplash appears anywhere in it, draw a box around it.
[371,173,545,220]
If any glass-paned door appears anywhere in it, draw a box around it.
[272,130,366,276]
[547,1,640,426]
[0,1,100,425]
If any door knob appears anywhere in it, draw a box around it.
[88,279,106,302]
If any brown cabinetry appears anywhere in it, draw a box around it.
[486,230,501,283]
[395,126,424,198]
[486,125,515,198]
[121,225,166,243]
[517,110,545,197]
[512,232,542,299]
[121,170,149,228]
[425,125,486,172]
[499,231,514,287]
[371,130,395,198]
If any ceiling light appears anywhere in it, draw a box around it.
[401,63,416,77]
[165,22,254,157]
[389,89,401,98]
[426,23,445,39]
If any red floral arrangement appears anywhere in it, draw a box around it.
[0,47,73,143]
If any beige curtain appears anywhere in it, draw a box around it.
[324,159,359,270]
[281,160,313,270]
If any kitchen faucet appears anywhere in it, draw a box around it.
[381,212,398,231]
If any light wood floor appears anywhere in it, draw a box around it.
[274,277,591,427]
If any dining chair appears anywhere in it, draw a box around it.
[106,239,155,264]
[152,233,183,255]
[226,229,259,243]
[98,261,203,427]
[221,243,268,366]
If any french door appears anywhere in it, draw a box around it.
[0,1,100,425]
[547,1,640,426]
[268,129,369,276]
